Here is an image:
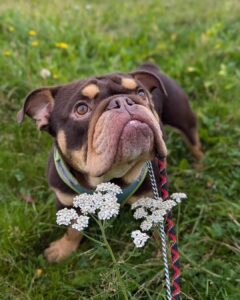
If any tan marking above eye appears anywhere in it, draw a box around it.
[121,78,137,90]
[57,130,67,154]
[81,84,100,99]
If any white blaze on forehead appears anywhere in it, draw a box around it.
[121,78,137,89]
[81,84,100,99]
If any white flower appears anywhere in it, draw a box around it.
[160,200,177,211]
[56,208,78,226]
[97,194,120,220]
[131,196,183,234]
[133,207,148,220]
[131,197,151,210]
[131,198,176,216]
[40,68,51,79]
[131,230,150,248]
[149,210,165,224]
[72,215,89,231]
[73,193,102,215]
[170,193,187,203]
[140,219,153,231]
[57,183,122,228]
[96,182,122,195]
[73,185,121,220]
[85,4,92,10]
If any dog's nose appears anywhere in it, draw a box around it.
[107,97,135,110]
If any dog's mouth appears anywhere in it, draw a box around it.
[115,119,154,163]
[86,107,167,177]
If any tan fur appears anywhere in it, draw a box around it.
[189,143,204,161]
[166,125,203,162]
[127,191,153,205]
[121,78,137,90]
[122,161,146,184]
[81,84,100,99]
[189,130,203,160]
[83,160,148,188]
[57,130,67,155]
[52,188,74,206]
[87,161,140,188]
[184,129,204,161]
[44,227,83,263]
[70,147,87,171]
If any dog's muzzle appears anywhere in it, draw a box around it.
[86,95,167,177]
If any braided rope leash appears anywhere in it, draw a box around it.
[147,161,172,300]
[147,160,181,300]
[158,159,181,300]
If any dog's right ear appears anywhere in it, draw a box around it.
[17,86,59,130]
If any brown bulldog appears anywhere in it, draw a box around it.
[17,63,203,262]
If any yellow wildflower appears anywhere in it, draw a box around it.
[206,23,223,38]
[35,268,43,278]
[214,43,222,49]
[187,67,195,73]
[218,64,227,76]
[158,42,167,50]
[204,81,213,88]
[201,32,208,43]
[8,26,15,32]
[31,40,40,47]
[3,50,11,57]
[55,42,69,49]
[170,33,177,42]
[29,30,37,36]
[53,73,59,79]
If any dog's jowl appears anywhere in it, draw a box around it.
[17,63,203,262]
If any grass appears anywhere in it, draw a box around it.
[0,0,240,299]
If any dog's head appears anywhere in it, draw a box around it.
[17,71,167,182]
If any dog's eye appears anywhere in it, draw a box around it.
[75,103,89,115]
[137,88,145,97]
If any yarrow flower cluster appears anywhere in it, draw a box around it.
[56,183,122,231]
[130,193,187,247]
[56,181,187,250]
[96,182,122,195]
[171,193,187,203]
[131,230,150,248]
[72,216,90,231]
[56,208,78,226]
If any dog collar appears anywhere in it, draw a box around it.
[53,146,148,204]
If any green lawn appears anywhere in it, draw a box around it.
[0,0,240,299]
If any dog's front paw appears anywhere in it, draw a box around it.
[44,235,80,263]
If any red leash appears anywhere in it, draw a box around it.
[158,159,181,300]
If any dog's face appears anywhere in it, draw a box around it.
[17,71,167,181]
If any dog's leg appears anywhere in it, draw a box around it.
[44,227,83,263]
[136,67,204,162]
[163,104,204,163]
[180,125,204,162]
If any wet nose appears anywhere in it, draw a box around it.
[106,97,135,110]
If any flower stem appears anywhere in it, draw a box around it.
[98,220,129,300]
[82,232,105,246]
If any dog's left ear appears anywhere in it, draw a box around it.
[131,70,168,97]
[17,86,59,130]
